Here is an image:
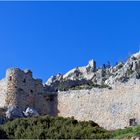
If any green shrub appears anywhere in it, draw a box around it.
[0,115,111,139]
[2,115,140,139]
[0,127,8,139]
[112,125,140,139]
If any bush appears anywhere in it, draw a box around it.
[2,115,140,139]
[0,127,8,139]
[0,115,111,139]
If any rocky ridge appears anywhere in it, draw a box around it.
[46,51,140,92]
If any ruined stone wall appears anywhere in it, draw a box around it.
[5,68,48,114]
[57,79,140,130]
[0,78,7,108]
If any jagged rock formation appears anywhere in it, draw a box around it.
[46,60,97,92]
[46,51,140,91]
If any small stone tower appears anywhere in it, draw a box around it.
[5,68,48,114]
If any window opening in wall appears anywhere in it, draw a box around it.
[30,90,33,93]
[9,76,12,81]
[23,79,26,83]
[129,118,137,126]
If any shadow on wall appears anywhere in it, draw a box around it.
[45,93,59,116]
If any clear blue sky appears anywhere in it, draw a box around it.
[0,1,140,82]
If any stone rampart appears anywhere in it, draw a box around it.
[57,79,140,130]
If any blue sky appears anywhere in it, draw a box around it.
[0,1,140,82]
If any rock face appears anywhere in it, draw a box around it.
[46,51,140,91]
[45,60,97,92]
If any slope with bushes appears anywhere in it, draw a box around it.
[0,115,111,139]
[1,115,140,139]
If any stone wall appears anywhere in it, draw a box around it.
[5,68,48,114]
[57,79,140,130]
[0,78,7,108]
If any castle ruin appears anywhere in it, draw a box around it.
[1,52,140,130]
[0,68,57,116]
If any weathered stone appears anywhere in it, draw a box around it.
[6,106,23,119]
[23,107,39,117]
[57,79,140,130]
[131,51,140,59]
[86,59,96,72]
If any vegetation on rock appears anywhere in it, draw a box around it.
[57,81,112,91]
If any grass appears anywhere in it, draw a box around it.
[112,126,140,139]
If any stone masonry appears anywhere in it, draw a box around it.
[57,79,140,130]
[0,68,49,115]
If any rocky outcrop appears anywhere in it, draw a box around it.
[45,60,97,92]
[6,106,39,119]
[23,107,39,117]
[6,106,23,119]
[46,51,140,91]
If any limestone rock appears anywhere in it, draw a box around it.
[63,68,82,80]
[86,59,96,72]
[131,51,140,59]
[46,51,140,91]
[6,106,23,119]
[45,60,97,91]
[46,74,63,86]
[23,107,39,117]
